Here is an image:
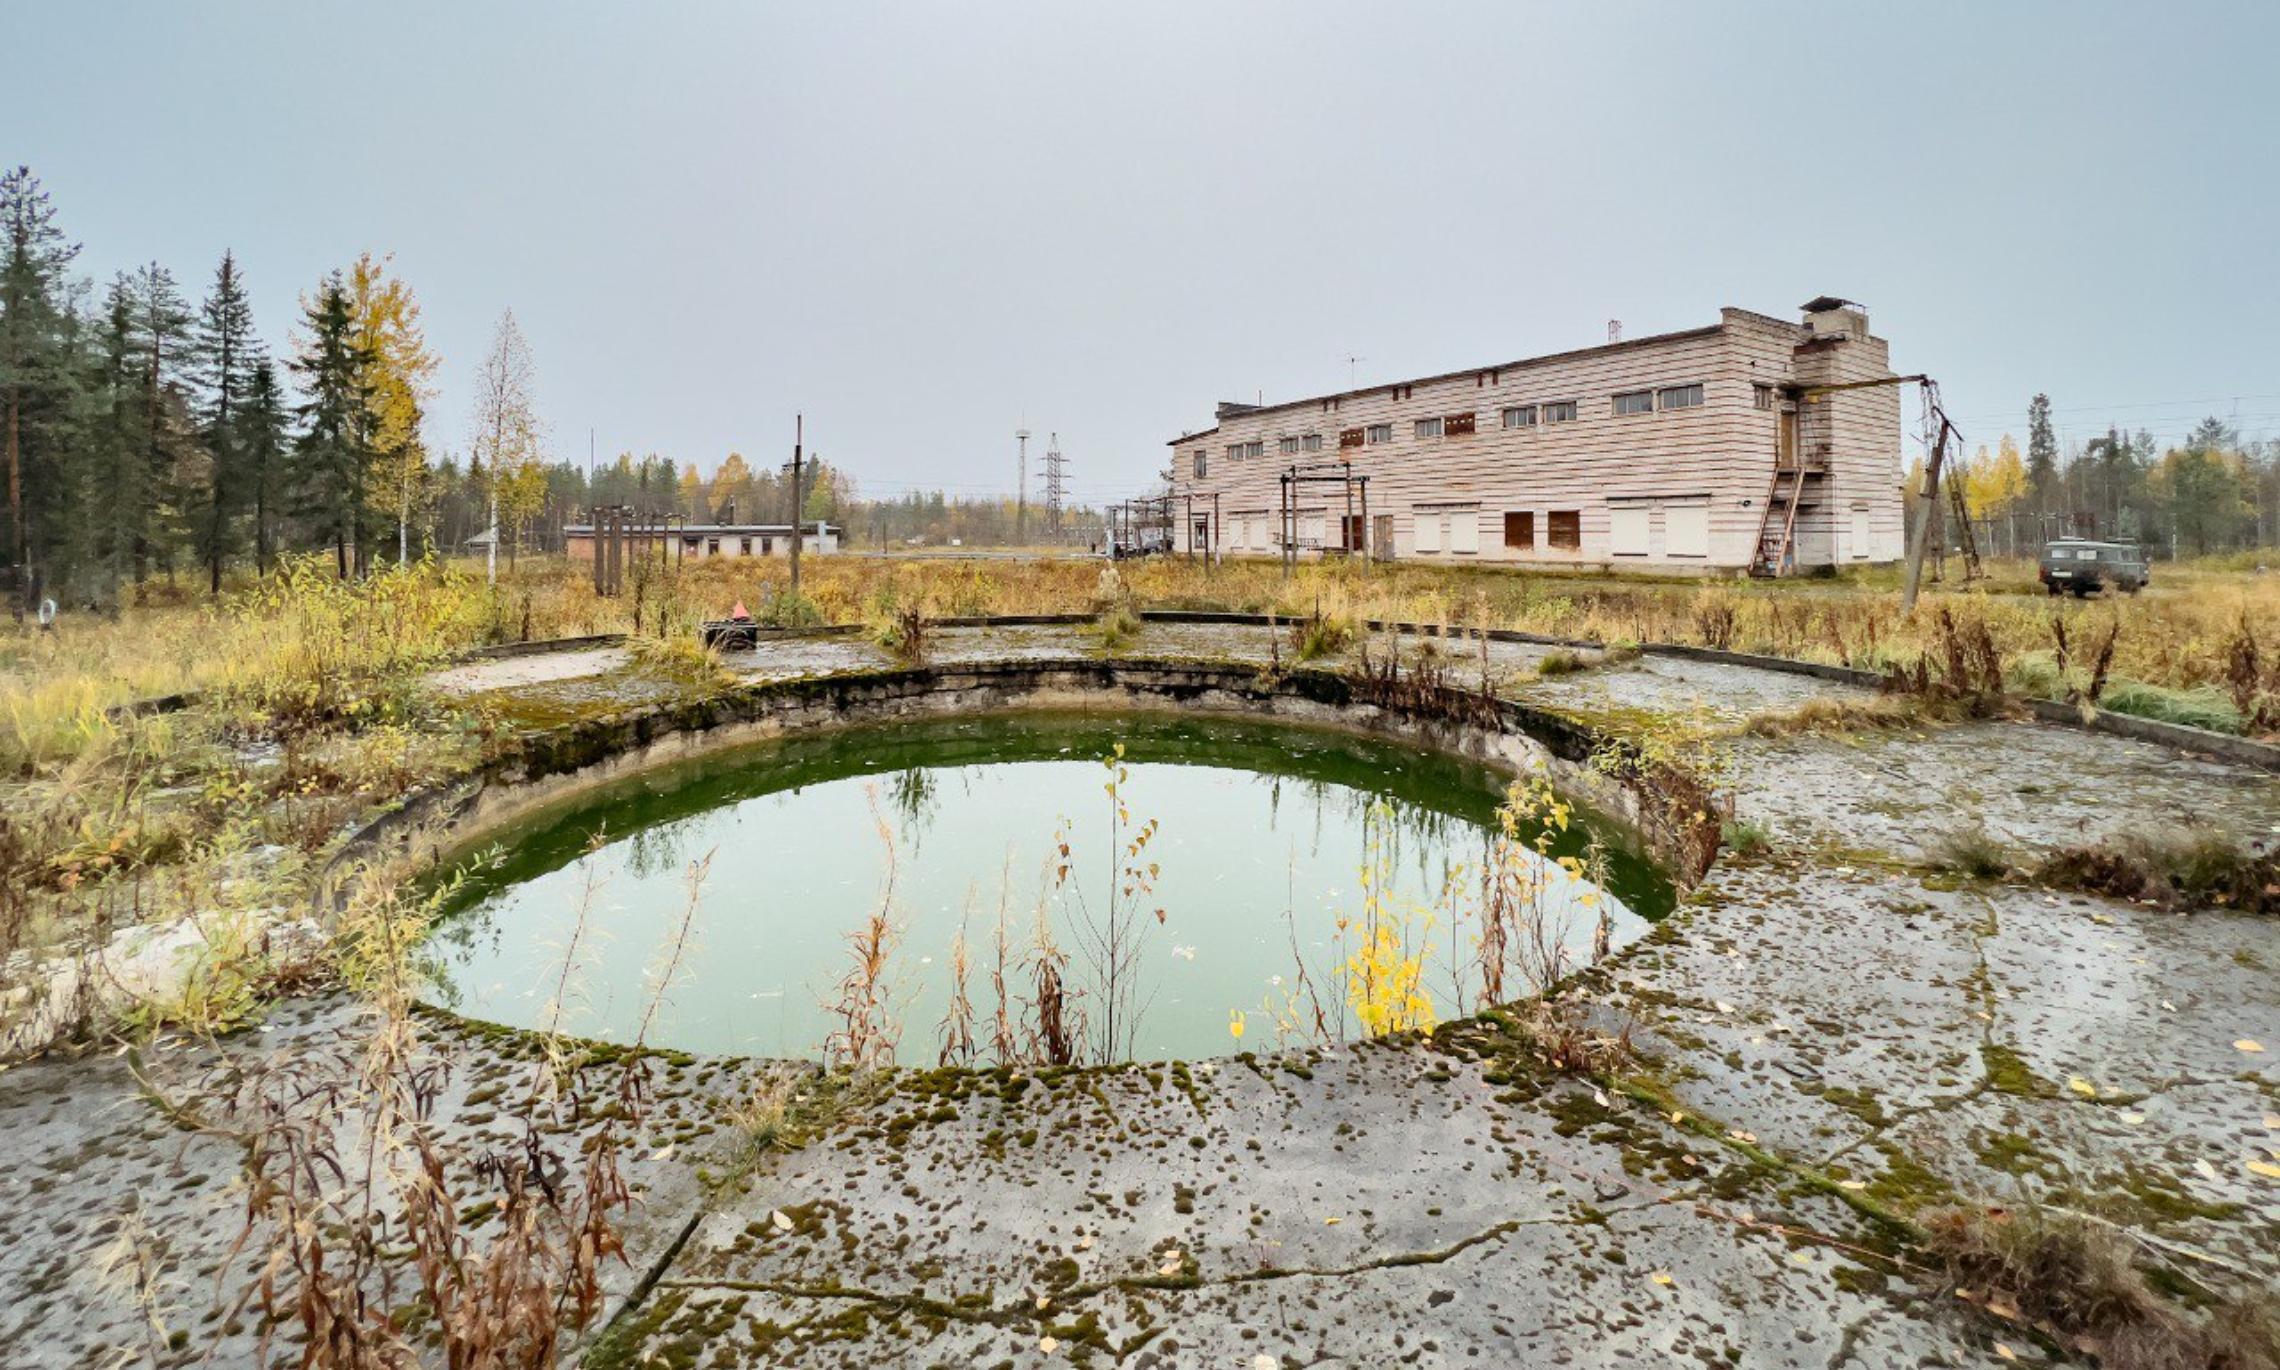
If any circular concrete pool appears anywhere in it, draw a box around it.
[426,712,1672,1062]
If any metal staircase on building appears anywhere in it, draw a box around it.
[1748,463,1806,578]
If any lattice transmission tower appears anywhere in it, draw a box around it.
[1043,431,1068,538]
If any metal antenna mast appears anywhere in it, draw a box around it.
[1043,432,1067,539]
[1015,426,1030,544]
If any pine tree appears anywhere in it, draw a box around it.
[0,166,82,612]
[240,358,288,574]
[123,262,195,584]
[190,251,263,594]
[291,272,376,578]
[2026,394,2058,513]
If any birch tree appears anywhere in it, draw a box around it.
[347,252,438,565]
[468,309,541,585]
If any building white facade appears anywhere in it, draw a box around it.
[564,522,841,562]
[1165,299,1906,574]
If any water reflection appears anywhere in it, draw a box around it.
[426,712,1672,1062]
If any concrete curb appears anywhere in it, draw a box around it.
[98,610,2280,774]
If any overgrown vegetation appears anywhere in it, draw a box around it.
[1922,1202,2280,1370]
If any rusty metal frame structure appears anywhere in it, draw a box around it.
[1276,462,1371,576]
[589,505,685,597]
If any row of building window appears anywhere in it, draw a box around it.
[1216,383,1705,467]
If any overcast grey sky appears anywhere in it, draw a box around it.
[11,2,2278,501]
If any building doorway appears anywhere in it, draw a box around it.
[1372,515,1394,559]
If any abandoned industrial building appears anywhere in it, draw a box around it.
[1165,298,1907,574]
[563,520,842,562]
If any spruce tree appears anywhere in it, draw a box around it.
[0,166,82,612]
[2026,393,2058,514]
[122,262,195,584]
[91,276,148,601]
[190,251,263,594]
[240,358,288,575]
[291,273,375,578]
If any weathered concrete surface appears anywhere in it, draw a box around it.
[428,646,631,694]
[0,997,796,1368]
[13,628,2273,1367]
[1725,717,2280,859]
[1516,654,1872,730]
[1612,859,2280,1286]
[596,1036,1998,1368]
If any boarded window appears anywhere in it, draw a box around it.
[1658,383,1704,410]
[1547,510,1581,548]
[1444,411,1476,436]
[1608,505,1649,556]
[1503,511,1534,549]
[1665,502,1709,558]
[1613,390,1654,416]
[1340,427,1364,449]
[1448,508,1479,554]
[1412,511,1442,553]
[1544,401,1578,423]
[1502,405,1536,429]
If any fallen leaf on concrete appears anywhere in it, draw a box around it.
[2236,1040,2266,1054]
[1039,1336,1059,1354]
[2264,1115,2280,1131]
[770,1209,794,1233]
[1650,1271,1674,1286]
[2195,1160,2220,1180]
[2249,1161,2280,1181]
[2119,1111,2145,1125]
[1995,1340,2019,1361]
[1838,1180,1867,1191]
[2068,1077,2097,1098]
[1254,1357,1279,1370]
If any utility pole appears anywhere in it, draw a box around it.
[1015,427,1030,545]
[787,414,805,596]
[1044,432,1067,540]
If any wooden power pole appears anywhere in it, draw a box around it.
[788,414,805,596]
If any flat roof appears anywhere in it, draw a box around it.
[1165,318,1736,446]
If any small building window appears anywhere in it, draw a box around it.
[1244,440,1263,459]
[706,537,721,556]
[1658,383,1704,410]
[740,536,753,554]
[1194,450,1209,479]
[1544,401,1578,423]
[1547,510,1581,549]
[1502,405,1537,429]
[1301,433,1323,452]
[1614,390,1654,416]
[1413,417,1444,440]
[1503,511,1534,549]
[1278,435,1301,455]
[1366,424,1393,445]
[1754,383,1775,410]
